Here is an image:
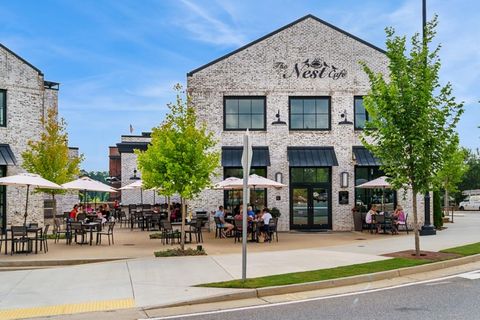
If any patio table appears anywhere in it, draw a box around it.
[4,226,41,254]
[82,222,101,246]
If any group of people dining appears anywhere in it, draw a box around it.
[69,203,113,224]
[365,204,406,234]
[214,204,274,242]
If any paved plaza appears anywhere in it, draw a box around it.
[0,212,478,319]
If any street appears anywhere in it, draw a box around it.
[150,270,480,320]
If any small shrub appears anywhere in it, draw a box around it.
[154,248,207,257]
[270,207,281,218]
[149,233,165,239]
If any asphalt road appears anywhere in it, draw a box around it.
[152,270,480,320]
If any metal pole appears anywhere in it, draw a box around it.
[24,184,30,226]
[242,143,249,281]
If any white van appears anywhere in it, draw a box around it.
[459,195,480,211]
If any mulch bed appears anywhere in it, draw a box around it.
[383,250,462,261]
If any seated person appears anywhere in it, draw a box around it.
[96,205,107,224]
[392,205,406,234]
[69,204,79,220]
[85,204,94,214]
[365,204,379,232]
[247,206,255,221]
[260,208,273,242]
[214,205,234,236]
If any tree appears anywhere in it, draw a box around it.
[22,108,83,216]
[136,84,219,250]
[361,17,463,256]
[434,136,468,209]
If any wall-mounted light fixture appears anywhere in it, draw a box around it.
[275,172,283,184]
[271,110,287,126]
[340,171,349,188]
[338,109,353,125]
[130,168,141,180]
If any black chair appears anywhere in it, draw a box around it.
[53,218,68,243]
[213,216,226,238]
[96,222,115,245]
[161,221,180,245]
[11,226,31,255]
[267,218,279,242]
[185,219,203,243]
[233,219,243,243]
[76,213,86,222]
[38,224,50,253]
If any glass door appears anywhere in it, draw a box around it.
[291,185,331,230]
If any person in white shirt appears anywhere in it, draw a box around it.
[260,208,273,242]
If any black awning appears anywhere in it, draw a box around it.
[353,146,381,166]
[0,144,17,166]
[287,147,338,167]
[116,142,149,153]
[221,146,271,167]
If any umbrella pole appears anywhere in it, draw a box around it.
[141,188,143,205]
[382,187,385,212]
[153,190,155,205]
[24,184,30,226]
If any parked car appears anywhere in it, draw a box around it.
[459,195,480,211]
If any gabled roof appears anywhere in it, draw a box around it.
[187,14,386,77]
[0,43,44,76]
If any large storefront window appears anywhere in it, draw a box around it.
[355,167,396,212]
[354,96,368,130]
[0,166,6,231]
[289,97,330,130]
[224,97,265,130]
[0,90,6,127]
[224,167,267,213]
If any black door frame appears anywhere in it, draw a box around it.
[290,167,332,230]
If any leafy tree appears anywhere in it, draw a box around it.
[136,84,219,250]
[456,149,480,202]
[22,108,83,216]
[361,17,463,256]
[434,136,468,208]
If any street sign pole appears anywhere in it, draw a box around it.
[241,129,252,281]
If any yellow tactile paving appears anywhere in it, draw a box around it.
[0,298,135,320]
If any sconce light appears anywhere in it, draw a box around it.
[340,171,349,188]
[271,110,287,126]
[338,109,353,125]
[130,168,141,180]
[275,172,283,184]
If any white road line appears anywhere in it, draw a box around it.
[143,270,480,320]
[457,270,480,280]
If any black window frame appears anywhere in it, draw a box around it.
[288,96,331,131]
[0,90,6,127]
[223,96,266,131]
[354,96,369,130]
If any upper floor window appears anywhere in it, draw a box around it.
[354,96,369,130]
[0,90,5,127]
[224,97,265,130]
[289,97,330,130]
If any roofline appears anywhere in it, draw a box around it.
[187,14,386,77]
[0,43,44,76]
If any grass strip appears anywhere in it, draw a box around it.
[154,248,207,257]
[199,258,429,289]
[440,242,480,256]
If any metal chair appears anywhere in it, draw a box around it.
[268,218,279,242]
[70,222,86,245]
[38,224,50,253]
[233,219,243,243]
[53,218,68,243]
[11,226,31,255]
[213,216,226,238]
[397,213,409,234]
[96,222,115,245]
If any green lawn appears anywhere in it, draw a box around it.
[440,242,480,256]
[199,258,429,289]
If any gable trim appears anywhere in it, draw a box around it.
[187,14,386,77]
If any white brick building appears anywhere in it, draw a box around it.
[0,43,78,229]
[186,15,430,231]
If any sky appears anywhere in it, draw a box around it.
[1,0,478,171]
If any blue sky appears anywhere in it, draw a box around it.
[1,0,478,171]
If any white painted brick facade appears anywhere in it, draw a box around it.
[187,16,431,231]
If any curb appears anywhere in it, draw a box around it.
[157,253,480,308]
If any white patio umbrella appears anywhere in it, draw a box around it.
[0,173,63,225]
[62,176,117,208]
[212,177,242,190]
[356,176,392,212]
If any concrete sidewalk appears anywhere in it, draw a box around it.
[0,212,478,319]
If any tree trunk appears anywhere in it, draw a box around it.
[444,189,449,211]
[412,190,420,256]
[180,197,186,251]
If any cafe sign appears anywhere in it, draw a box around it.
[274,58,347,80]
